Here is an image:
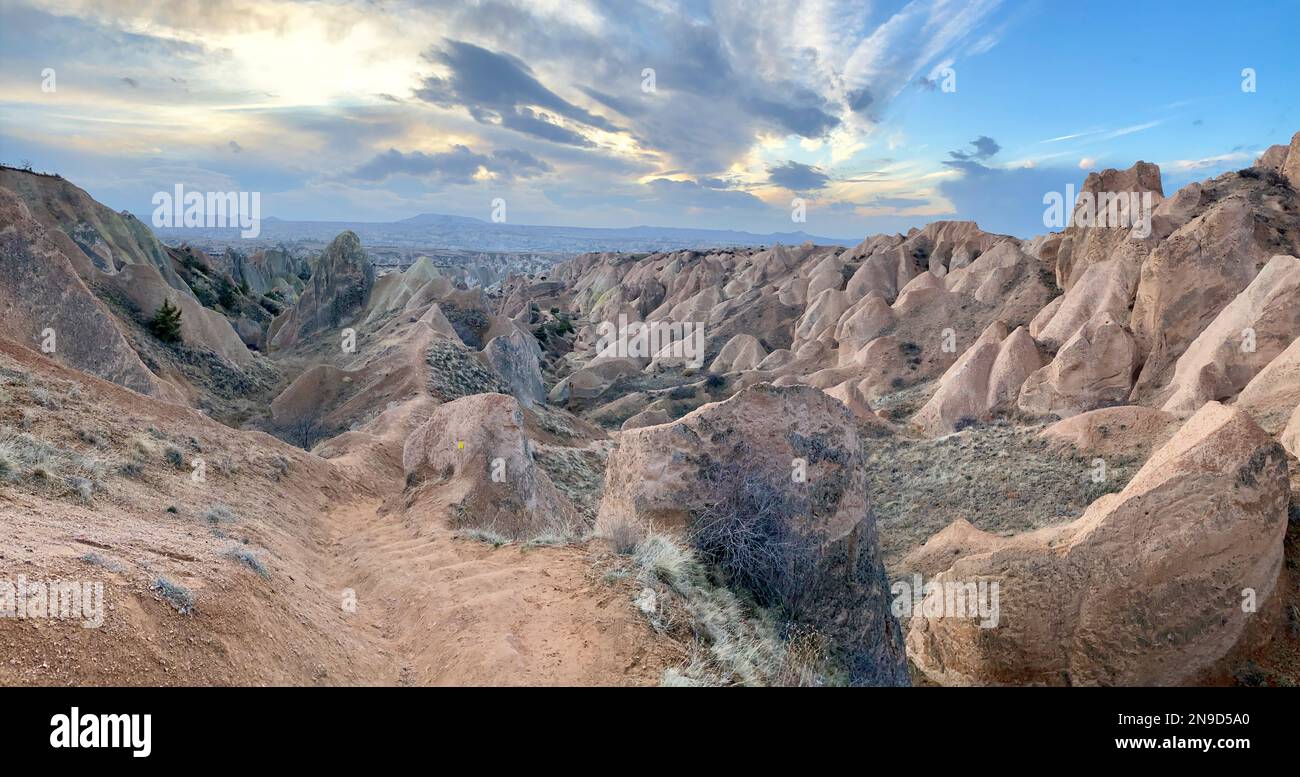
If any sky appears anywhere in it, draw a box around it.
[1,0,1297,239]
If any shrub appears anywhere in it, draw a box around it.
[704,373,726,389]
[217,279,237,309]
[80,552,124,572]
[600,514,643,555]
[148,300,184,343]
[29,387,58,408]
[457,528,510,547]
[77,428,106,447]
[633,534,697,594]
[667,385,696,401]
[223,547,270,578]
[204,504,237,524]
[688,461,826,619]
[66,476,93,501]
[164,445,185,469]
[151,577,195,614]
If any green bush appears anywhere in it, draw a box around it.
[149,300,183,343]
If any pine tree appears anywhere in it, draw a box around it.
[149,299,183,343]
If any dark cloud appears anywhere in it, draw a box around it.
[645,178,766,210]
[577,86,647,118]
[768,161,831,191]
[121,77,139,88]
[846,88,874,115]
[415,39,619,146]
[347,145,552,183]
[499,107,594,147]
[228,140,242,153]
[938,161,1082,238]
[487,147,553,177]
[948,136,1001,162]
[744,88,840,137]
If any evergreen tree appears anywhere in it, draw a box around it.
[149,299,183,343]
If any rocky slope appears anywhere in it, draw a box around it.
[3,132,1300,686]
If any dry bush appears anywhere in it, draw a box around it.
[688,460,827,619]
[599,513,643,555]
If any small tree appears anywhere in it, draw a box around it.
[149,300,183,343]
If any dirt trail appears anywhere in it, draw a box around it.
[319,490,680,686]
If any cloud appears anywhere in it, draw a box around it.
[1167,152,1250,171]
[645,178,767,210]
[1078,157,1095,169]
[347,145,552,183]
[768,161,831,191]
[743,88,841,137]
[228,140,242,153]
[939,160,1084,237]
[948,135,1001,161]
[415,40,619,147]
[865,196,930,209]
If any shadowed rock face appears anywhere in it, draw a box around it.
[483,327,545,408]
[597,383,909,686]
[907,402,1290,686]
[403,392,578,539]
[0,166,186,290]
[1255,131,1300,189]
[0,187,170,398]
[269,230,374,348]
[1161,254,1300,417]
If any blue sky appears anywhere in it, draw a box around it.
[1,0,1296,239]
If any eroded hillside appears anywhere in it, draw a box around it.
[3,132,1300,686]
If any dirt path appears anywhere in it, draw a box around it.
[320,495,681,686]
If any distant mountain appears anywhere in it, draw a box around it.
[145,211,856,253]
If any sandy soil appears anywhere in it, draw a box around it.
[0,338,680,686]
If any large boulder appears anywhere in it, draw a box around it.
[912,323,1042,434]
[907,402,1290,686]
[1018,311,1139,418]
[1031,257,1139,350]
[1053,161,1164,290]
[1282,404,1300,457]
[1254,131,1300,189]
[1039,405,1180,459]
[1234,335,1300,434]
[1130,198,1289,402]
[269,230,374,348]
[483,327,545,407]
[596,383,908,685]
[1161,255,1300,416]
[402,393,577,538]
[709,333,768,374]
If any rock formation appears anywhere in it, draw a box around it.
[908,403,1289,686]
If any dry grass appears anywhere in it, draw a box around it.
[626,533,837,687]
